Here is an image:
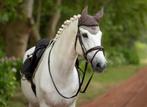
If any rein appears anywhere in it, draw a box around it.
[48,41,82,99]
[75,27,104,93]
[48,26,104,99]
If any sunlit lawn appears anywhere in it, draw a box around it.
[7,64,146,107]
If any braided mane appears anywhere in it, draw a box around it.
[54,14,81,40]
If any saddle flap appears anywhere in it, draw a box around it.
[21,39,49,81]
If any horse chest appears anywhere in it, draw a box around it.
[36,66,78,106]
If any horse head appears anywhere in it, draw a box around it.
[75,7,107,72]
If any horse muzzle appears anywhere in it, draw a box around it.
[92,60,107,72]
[87,50,107,73]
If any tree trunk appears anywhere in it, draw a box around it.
[5,21,31,58]
[28,0,42,47]
[48,0,62,39]
[5,0,34,58]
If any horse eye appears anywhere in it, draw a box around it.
[82,33,88,38]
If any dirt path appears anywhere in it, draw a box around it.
[80,67,147,107]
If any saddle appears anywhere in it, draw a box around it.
[21,38,91,96]
[21,39,50,95]
[21,39,49,81]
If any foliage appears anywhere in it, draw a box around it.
[123,48,139,65]
[0,0,147,62]
[107,48,126,65]
[135,42,147,63]
[0,0,23,23]
[107,46,139,65]
[0,58,22,107]
[0,36,5,58]
[1,0,147,65]
[101,0,147,65]
[60,0,147,65]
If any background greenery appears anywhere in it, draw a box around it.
[0,59,21,106]
[0,0,147,107]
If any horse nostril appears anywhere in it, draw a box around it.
[96,63,101,68]
[94,62,106,72]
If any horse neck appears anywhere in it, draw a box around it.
[52,35,77,74]
[51,19,79,78]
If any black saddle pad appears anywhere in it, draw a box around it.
[21,39,50,81]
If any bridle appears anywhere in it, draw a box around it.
[75,25,104,64]
[48,25,104,99]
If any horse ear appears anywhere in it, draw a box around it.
[81,6,88,16]
[95,7,104,21]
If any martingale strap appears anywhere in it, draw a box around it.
[75,59,94,93]
[74,28,104,94]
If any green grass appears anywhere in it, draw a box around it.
[135,42,147,64]
[7,64,145,107]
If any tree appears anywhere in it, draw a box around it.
[48,0,62,39]
[0,0,147,64]
[101,0,147,64]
